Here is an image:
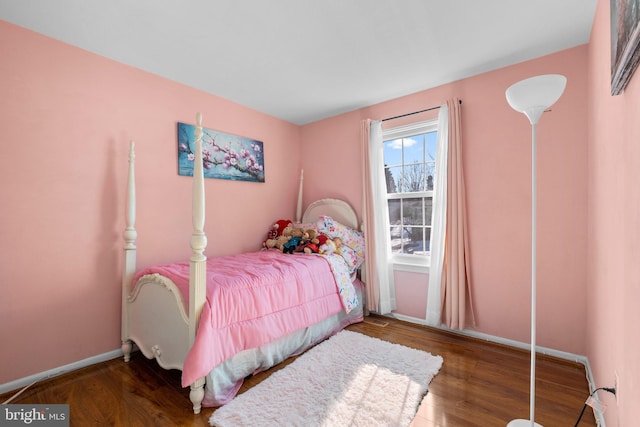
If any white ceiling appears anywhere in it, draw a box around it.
[0,1,597,125]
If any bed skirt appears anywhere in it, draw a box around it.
[201,279,365,407]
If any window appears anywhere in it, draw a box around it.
[382,120,438,266]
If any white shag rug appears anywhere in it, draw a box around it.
[209,330,443,427]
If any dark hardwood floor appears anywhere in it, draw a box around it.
[1,315,596,426]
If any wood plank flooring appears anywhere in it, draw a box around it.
[1,315,596,426]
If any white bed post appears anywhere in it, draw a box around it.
[121,141,137,362]
[295,169,304,223]
[188,113,207,414]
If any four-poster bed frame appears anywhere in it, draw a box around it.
[121,113,362,414]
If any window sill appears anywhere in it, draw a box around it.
[392,256,430,274]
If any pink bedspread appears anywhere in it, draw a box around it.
[133,250,344,387]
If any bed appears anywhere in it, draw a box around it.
[120,113,365,414]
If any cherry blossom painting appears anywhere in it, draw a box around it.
[177,122,265,182]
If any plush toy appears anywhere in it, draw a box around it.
[319,236,342,255]
[282,227,304,254]
[263,219,293,249]
[274,235,290,251]
[302,242,320,254]
[306,229,319,242]
[299,229,321,254]
[333,237,343,254]
[283,235,303,254]
[266,219,293,240]
[263,238,277,250]
[316,233,330,247]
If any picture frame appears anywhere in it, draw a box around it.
[177,122,265,183]
[611,0,640,95]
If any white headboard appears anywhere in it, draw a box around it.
[302,198,359,230]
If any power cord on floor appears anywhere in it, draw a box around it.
[574,386,616,426]
[1,378,42,404]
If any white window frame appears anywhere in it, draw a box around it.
[382,120,439,272]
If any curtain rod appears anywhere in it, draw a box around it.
[382,99,462,122]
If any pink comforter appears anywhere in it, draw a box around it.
[134,250,344,387]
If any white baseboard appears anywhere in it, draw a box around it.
[0,349,124,395]
[581,358,605,427]
[388,312,604,426]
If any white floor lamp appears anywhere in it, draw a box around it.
[505,74,567,427]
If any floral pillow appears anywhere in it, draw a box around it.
[316,215,365,269]
[339,245,360,275]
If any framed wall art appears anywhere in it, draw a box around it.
[177,122,265,183]
[611,0,640,95]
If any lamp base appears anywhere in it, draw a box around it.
[507,419,543,427]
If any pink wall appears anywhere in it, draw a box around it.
[0,21,302,384]
[301,47,589,355]
[586,1,640,425]
[4,5,638,423]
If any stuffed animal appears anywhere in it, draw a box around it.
[282,227,304,254]
[316,233,330,248]
[319,236,342,255]
[333,237,343,254]
[299,229,321,254]
[263,233,292,252]
[274,235,290,251]
[302,242,320,254]
[263,238,277,250]
[306,229,319,242]
[263,219,293,249]
[266,219,293,240]
[283,235,303,254]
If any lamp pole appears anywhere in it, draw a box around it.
[529,120,537,427]
[505,74,566,427]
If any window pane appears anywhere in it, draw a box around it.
[425,132,437,161]
[386,166,401,193]
[389,227,403,252]
[389,224,409,254]
[383,139,403,166]
[425,132,437,190]
[403,136,424,164]
[402,198,423,225]
[403,227,423,254]
[400,227,431,255]
[425,197,433,226]
[388,199,401,224]
[402,162,426,192]
[424,228,431,252]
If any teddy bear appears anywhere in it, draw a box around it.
[282,227,305,254]
[263,238,277,250]
[299,229,322,254]
[263,234,290,251]
[273,235,291,252]
[307,229,319,242]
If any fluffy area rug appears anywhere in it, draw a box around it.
[209,330,443,427]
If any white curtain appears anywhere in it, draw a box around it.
[361,119,396,314]
[425,104,449,326]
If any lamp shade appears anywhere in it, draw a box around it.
[506,74,567,124]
